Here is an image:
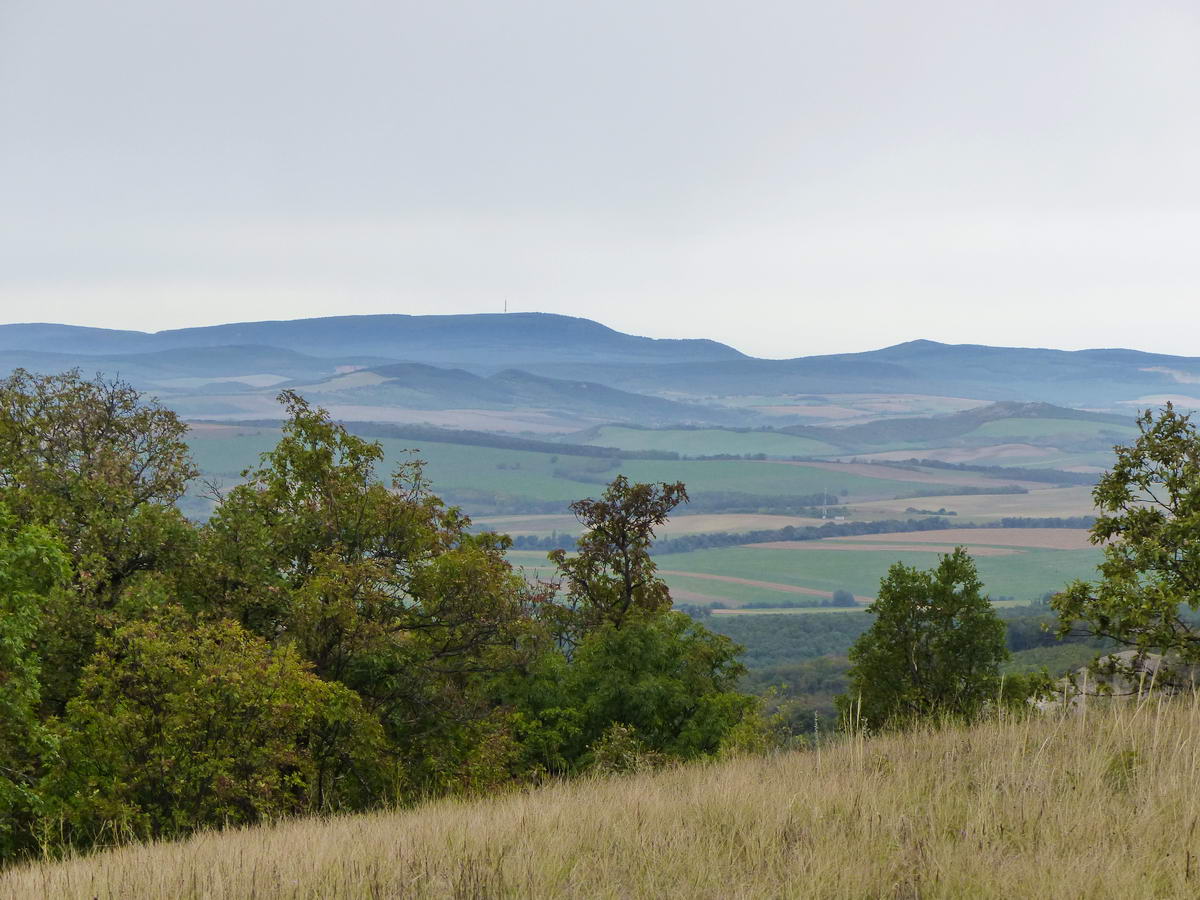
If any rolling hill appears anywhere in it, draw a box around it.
[6,698,1196,898]
[2,313,1197,434]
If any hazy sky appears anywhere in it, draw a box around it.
[2,0,1198,358]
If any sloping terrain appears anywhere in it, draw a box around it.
[6,699,1197,899]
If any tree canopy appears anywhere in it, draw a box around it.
[1053,404,1200,683]
[839,548,1009,729]
[0,373,758,866]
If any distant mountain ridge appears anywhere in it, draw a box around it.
[0,314,744,369]
[1,313,1198,423]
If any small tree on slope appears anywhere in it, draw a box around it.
[838,548,1008,729]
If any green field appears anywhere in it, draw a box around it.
[579,425,837,458]
[507,540,1103,612]
[657,544,1099,608]
[186,426,1106,614]
[185,427,978,514]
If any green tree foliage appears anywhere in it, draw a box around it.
[839,549,1009,729]
[549,476,687,645]
[0,369,198,711]
[0,507,69,859]
[42,609,381,850]
[195,392,539,795]
[0,373,761,865]
[1054,405,1200,681]
[0,369,197,600]
[542,476,756,764]
[567,615,752,761]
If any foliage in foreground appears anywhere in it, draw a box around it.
[1055,404,1200,686]
[0,372,756,865]
[6,697,1200,899]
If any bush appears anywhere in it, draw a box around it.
[41,610,382,850]
[838,549,1008,730]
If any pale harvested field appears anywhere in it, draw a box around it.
[9,699,1200,898]
[832,527,1093,551]
[475,513,828,538]
[184,423,273,437]
[656,570,835,597]
[759,460,1044,490]
[852,443,1062,465]
[711,605,869,615]
[759,393,982,420]
[754,403,867,419]
[318,405,589,434]
[848,485,1098,522]
[747,541,1020,556]
[666,587,729,605]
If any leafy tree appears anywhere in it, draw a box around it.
[0,506,69,861]
[839,548,1008,729]
[548,475,687,647]
[830,589,856,607]
[0,369,197,602]
[195,392,539,795]
[566,614,752,762]
[41,609,382,851]
[0,369,198,711]
[1054,404,1200,683]
[537,475,756,765]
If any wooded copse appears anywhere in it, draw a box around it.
[0,369,1194,870]
[0,370,754,865]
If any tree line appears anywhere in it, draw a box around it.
[0,371,759,865]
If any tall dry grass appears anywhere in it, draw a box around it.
[5,697,1200,899]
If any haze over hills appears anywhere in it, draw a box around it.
[2,313,1197,431]
[0,314,743,369]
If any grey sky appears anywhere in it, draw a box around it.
[1,0,1198,358]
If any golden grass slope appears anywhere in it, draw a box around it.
[6,699,1200,899]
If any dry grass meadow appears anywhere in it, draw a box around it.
[5,697,1200,899]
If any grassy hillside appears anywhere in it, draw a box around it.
[8,699,1199,898]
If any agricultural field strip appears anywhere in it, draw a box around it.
[650,544,1103,608]
[845,485,1097,520]
[582,426,837,457]
[747,541,1021,556]
[475,512,829,537]
[827,527,1093,550]
[655,570,838,598]
[710,606,868,616]
[759,459,1048,489]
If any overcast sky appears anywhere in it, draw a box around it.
[1,0,1197,358]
